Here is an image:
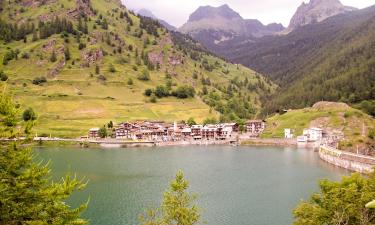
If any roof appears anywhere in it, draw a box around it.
[89,128,100,131]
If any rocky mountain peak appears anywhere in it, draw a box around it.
[289,0,356,29]
[188,4,242,22]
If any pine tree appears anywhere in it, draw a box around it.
[64,46,70,61]
[50,50,57,62]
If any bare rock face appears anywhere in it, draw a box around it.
[22,0,55,7]
[289,0,356,30]
[68,0,95,18]
[148,51,164,66]
[81,49,103,67]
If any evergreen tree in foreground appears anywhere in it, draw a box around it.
[139,170,201,225]
[0,89,88,224]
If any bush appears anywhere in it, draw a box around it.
[22,107,37,121]
[0,71,8,81]
[98,126,107,138]
[127,78,133,85]
[109,63,116,73]
[138,69,150,81]
[144,89,153,96]
[98,75,107,81]
[171,85,195,99]
[359,100,375,116]
[154,85,169,98]
[32,76,47,85]
[150,94,157,103]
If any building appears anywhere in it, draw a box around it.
[284,129,294,139]
[245,120,265,137]
[303,128,323,142]
[191,125,203,139]
[88,128,100,138]
[202,125,217,140]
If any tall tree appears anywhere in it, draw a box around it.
[0,89,88,224]
[139,171,200,225]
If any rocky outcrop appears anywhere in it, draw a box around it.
[67,0,95,18]
[22,0,56,7]
[81,49,103,67]
[288,0,356,30]
[148,51,164,66]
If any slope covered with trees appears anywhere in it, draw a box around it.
[0,0,275,137]
[215,5,375,114]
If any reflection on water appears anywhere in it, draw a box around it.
[35,145,348,225]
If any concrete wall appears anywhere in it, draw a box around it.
[319,146,374,173]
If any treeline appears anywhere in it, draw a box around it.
[38,17,75,39]
[144,85,195,100]
[139,16,161,37]
[0,19,35,42]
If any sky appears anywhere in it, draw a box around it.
[121,0,375,27]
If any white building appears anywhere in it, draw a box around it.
[303,128,323,142]
[284,129,294,139]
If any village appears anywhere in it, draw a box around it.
[85,119,335,146]
[86,120,266,143]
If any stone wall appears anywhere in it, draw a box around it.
[319,146,375,173]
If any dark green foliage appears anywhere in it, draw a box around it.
[64,46,70,60]
[187,118,197,126]
[38,17,75,39]
[32,76,47,85]
[50,51,57,62]
[139,16,160,37]
[98,74,107,81]
[0,19,35,42]
[2,49,19,65]
[358,100,375,116]
[95,64,100,74]
[127,78,133,85]
[154,85,169,98]
[22,107,37,121]
[107,121,113,128]
[144,89,153,97]
[171,85,195,99]
[0,71,8,81]
[203,117,217,125]
[98,126,107,138]
[109,63,116,73]
[293,172,375,225]
[0,91,87,224]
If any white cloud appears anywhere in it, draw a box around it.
[121,0,375,27]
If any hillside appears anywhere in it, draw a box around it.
[262,102,375,154]
[215,5,375,114]
[0,0,275,138]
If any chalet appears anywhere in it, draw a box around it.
[181,127,192,138]
[191,125,203,140]
[245,120,265,137]
[88,128,100,138]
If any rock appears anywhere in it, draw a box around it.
[148,51,164,66]
[312,101,350,110]
[67,0,94,18]
[288,0,356,30]
[81,49,103,67]
[42,39,56,52]
[48,59,65,77]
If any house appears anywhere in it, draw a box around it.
[181,127,192,138]
[284,129,294,139]
[245,120,265,137]
[202,125,217,140]
[191,125,203,138]
[88,128,100,138]
[303,128,323,142]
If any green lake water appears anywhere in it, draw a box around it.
[34,145,347,225]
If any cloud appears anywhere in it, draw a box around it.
[121,0,375,27]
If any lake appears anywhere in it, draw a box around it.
[34,145,347,225]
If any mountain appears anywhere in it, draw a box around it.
[218,5,375,114]
[178,4,284,52]
[137,8,176,31]
[0,0,274,137]
[288,0,357,30]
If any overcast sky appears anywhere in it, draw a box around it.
[121,0,374,27]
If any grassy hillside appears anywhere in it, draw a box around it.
[0,0,275,137]
[213,5,375,114]
[262,102,375,154]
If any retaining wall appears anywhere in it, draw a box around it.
[319,146,375,173]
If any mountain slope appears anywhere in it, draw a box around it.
[137,8,176,31]
[288,0,356,30]
[0,0,274,137]
[178,4,284,52]
[214,5,375,114]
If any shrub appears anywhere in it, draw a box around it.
[154,85,169,98]
[150,94,157,103]
[109,63,116,73]
[171,85,195,99]
[138,69,150,81]
[22,107,37,121]
[98,126,107,138]
[144,89,152,96]
[0,71,8,81]
[98,75,107,81]
[127,78,133,85]
[32,76,47,85]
